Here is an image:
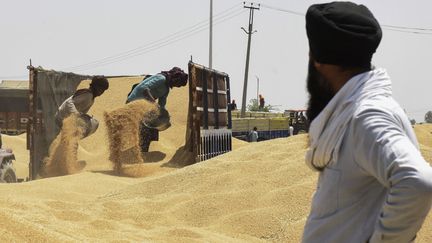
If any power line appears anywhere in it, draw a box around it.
[382,27,432,35]
[260,3,432,35]
[74,11,245,72]
[260,3,304,16]
[65,3,243,72]
[381,24,432,32]
[2,3,245,78]
[5,3,431,78]
[67,3,241,70]
[3,6,245,77]
[70,9,245,72]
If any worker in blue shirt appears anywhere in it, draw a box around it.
[126,67,188,153]
[127,74,167,108]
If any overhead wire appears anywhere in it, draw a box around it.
[73,11,245,72]
[382,27,432,35]
[70,9,246,72]
[6,2,430,78]
[1,3,245,78]
[381,24,432,32]
[260,3,304,16]
[260,4,432,35]
[65,3,244,72]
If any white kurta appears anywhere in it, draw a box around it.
[303,70,432,243]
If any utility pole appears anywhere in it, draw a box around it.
[255,75,259,103]
[209,0,213,69]
[240,2,260,118]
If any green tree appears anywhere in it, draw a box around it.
[425,111,432,123]
[247,98,276,112]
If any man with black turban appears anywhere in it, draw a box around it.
[302,2,432,242]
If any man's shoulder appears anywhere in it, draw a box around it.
[73,89,92,97]
[141,74,166,87]
[73,89,94,101]
[147,73,166,82]
[352,96,410,135]
[354,96,403,118]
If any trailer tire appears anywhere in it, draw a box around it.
[0,164,17,183]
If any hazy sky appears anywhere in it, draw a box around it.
[1,0,432,121]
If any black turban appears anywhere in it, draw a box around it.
[306,1,382,67]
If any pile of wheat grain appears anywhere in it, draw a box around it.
[1,77,431,242]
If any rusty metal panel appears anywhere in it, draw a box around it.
[27,66,37,180]
[186,61,232,162]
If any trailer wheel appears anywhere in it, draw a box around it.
[0,164,17,183]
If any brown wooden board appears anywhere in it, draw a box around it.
[187,61,232,162]
[194,70,227,92]
[196,93,227,110]
[196,111,227,127]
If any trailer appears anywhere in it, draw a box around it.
[0,80,30,135]
[231,110,309,142]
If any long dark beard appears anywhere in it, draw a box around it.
[306,59,335,123]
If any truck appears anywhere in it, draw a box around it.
[231,110,309,142]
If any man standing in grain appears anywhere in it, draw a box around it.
[302,2,432,242]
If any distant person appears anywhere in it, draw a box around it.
[230,99,237,110]
[258,94,265,110]
[288,120,295,136]
[299,112,306,123]
[289,125,294,137]
[302,2,432,243]
[126,66,188,153]
[248,127,258,142]
[55,75,109,138]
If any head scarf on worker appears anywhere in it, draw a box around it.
[161,67,188,87]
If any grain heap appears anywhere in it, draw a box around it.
[0,76,431,242]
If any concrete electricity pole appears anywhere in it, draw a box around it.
[255,75,259,103]
[209,0,213,69]
[240,2,260,118]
